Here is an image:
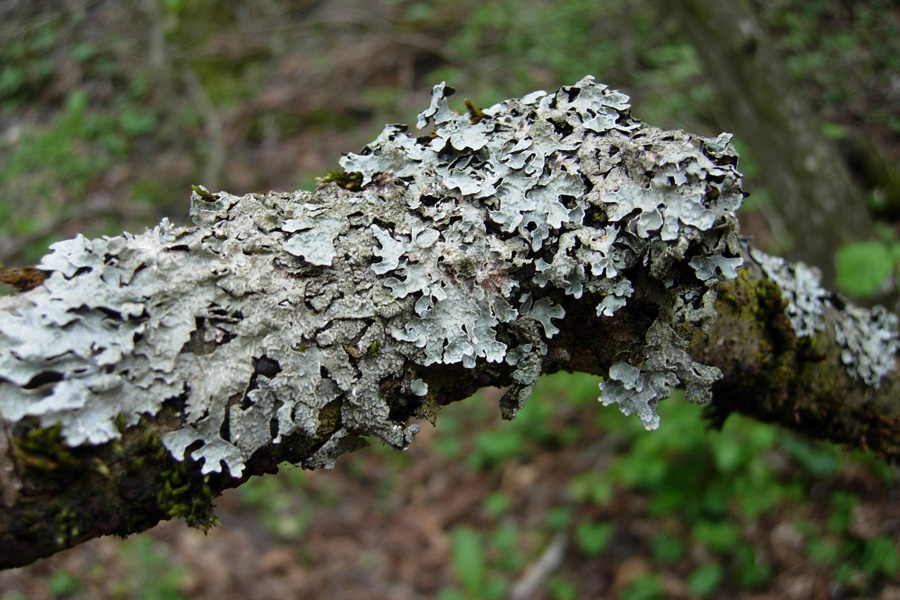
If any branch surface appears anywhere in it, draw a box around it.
[1,78,897,569]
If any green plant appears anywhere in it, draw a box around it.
[467,427,530,469]
[47,570,82,598]
[574,520,614,556]
[109,536,189,600]
[686,562,723,598]
[546,576,579,600]
[649,532,685,564]
[489,524,528,571]
[733,544,773,588]
[806,533,842,567]
[436,589,468,600]
[567,470,615,505]
[860,536,900,578]
[827,491,860,534]
[544,505,573,531]
[450,526,487,595]
[0,17,61,106]
[237,468,315,541]
[691,520,742,554]
[835,239,898,297]
[769,0,900,139]
[482,491,511,518]
[621,573,665,600]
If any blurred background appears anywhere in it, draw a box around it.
[1,0,900,598]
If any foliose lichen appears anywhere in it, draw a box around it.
[750,247,900,386]
[749,247,828,338]
[0,76,747,475]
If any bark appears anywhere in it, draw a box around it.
[673,0,874,284]
[1,78,898,569]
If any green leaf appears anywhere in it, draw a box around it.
[691,520,741,553]
[65,90,89,116]
[686,562,723,597]
[567,471,614,505]
[649,533,685,564]
[70,42,96,63]
[547,577,579,600]
[861,536,900,577]
[482,492,511,518]
[805,535,841,566]
[779,434,840,477]
[544,506,573,530]
[436,589,467,600]
[119,108,157,136]
[450,526,486,594]
[48,570,83,597]
[622,574,664,600]
[828,491,860,534]
[734,545,773,588]
[835,240,894,298]
[574,520,614,556]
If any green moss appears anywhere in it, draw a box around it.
[316,399,343,437]
[717,268,797,355]
[49,501,81,546]
[156,468,218,530]
[134,430,218,530]
[314,169,363,191]
[11,422,79,476]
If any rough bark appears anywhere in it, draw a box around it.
[673,0,874,284]
[1,78,898,569]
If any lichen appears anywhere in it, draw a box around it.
[749,247,828,338]
[834,305,900,386]
[0,76,749,476]
[749,247,900,386]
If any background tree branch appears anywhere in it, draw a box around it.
[673,0,874,284]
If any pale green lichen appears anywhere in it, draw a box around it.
[0,77,749,474]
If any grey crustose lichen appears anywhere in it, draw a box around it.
[0,77,748,477]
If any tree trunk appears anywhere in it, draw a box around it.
[1,77,898,569]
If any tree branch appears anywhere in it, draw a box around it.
[1,77,897,569]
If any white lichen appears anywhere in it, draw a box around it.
[834,305,900,387]
[0,77,750,476]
